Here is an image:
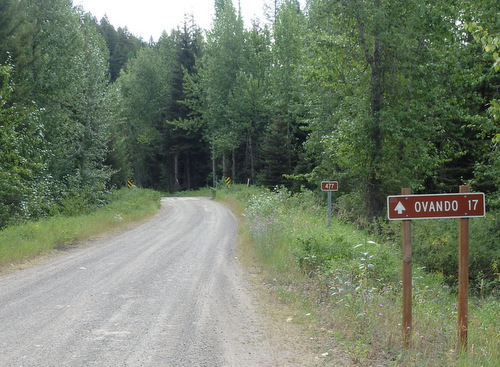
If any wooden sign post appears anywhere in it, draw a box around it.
[401,188,412,348]
[387,186,485,349]
[458,185,469,350]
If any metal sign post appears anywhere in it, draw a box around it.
[321,181,338,228]
[327,191,332,228]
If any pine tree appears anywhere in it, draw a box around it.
[259,118,291,187]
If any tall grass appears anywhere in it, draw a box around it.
[0,188,162,267]
[222,185,500,366]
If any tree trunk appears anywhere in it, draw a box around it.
[249,135,255,184]
[232,149,236,182]
[355,0,384,219]
[222,152,227,180]
[185,152,191,190]
[286,121,292,172]
[212,149,216,187]
[173,152,180,192]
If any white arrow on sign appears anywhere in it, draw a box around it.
[394,201,406,215]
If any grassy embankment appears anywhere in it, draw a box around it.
[0,188,162,268]
[216,185,500,367]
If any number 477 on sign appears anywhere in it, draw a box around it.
[321,181,338,191]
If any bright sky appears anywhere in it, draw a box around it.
[73,0,302,41]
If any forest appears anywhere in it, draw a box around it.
[1,0,499,229]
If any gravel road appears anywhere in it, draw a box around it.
[0,197,280,366]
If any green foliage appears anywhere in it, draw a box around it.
[2,0,500,231]
[303,0,490,219]
[95,16,145,82]
[0,63,46,228]
[118,24,209,191]
[0,0,125,226]
[292,231,352,270]
[231,186,499,366]
[258,118,292,187]
[465,22,500,72]
[0,188,161,267]
[195,0,246,162]
[464,3,500,199]
[263,1,308,188]
[411,215,500,294]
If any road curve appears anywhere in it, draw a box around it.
[0,197,277,366]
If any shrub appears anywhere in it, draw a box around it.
[292,232,353,271]
[412,214,500,294]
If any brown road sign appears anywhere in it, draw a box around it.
[387,193,485,220]
[321,181,338,191]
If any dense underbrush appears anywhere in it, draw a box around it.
[219,184,500,366]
